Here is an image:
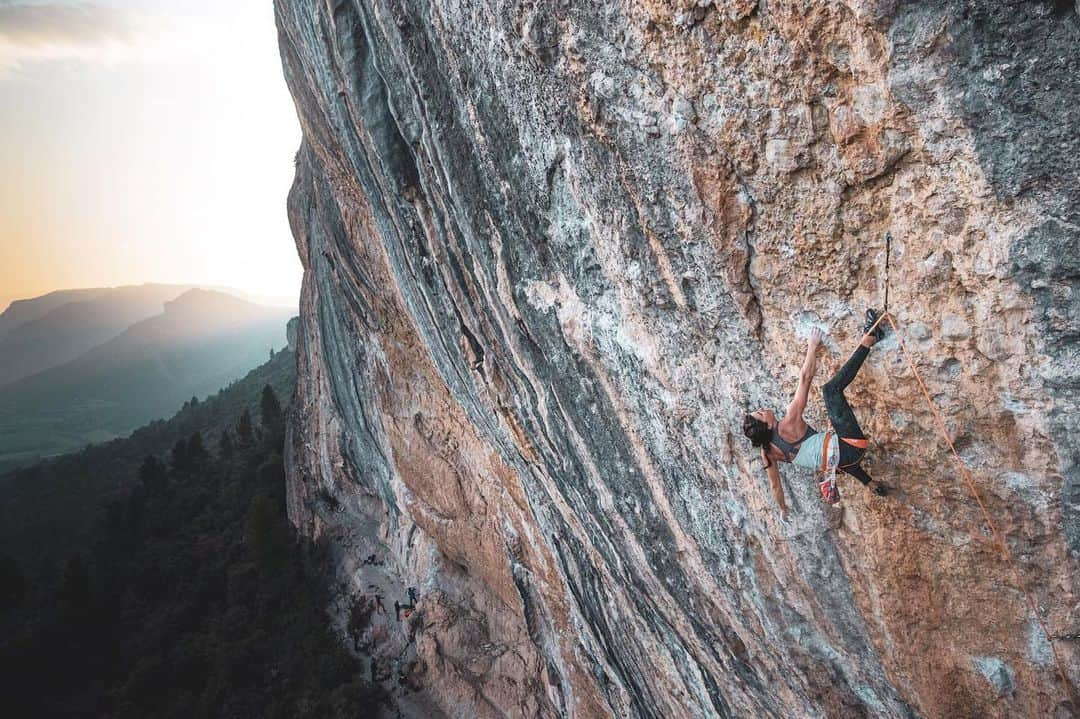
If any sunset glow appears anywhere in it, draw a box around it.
[0,0,302,310]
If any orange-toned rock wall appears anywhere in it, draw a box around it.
[277,2,1080,716]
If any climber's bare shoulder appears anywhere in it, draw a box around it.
[777,412,809,441]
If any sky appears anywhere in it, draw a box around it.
[0,0,303,311]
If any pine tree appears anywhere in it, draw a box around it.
[218,430,235,459]
[139,455,167,493]
[260,385,283,436]
[170,438,189,471]
[187,432,208,464]
[237,409,254,445]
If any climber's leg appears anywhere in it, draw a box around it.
[826,323,889,497]
[826,343,870,394]
[838,462,872,483]
[837,440,865,468]
[823,345,869,440]
[840,461,887,496]
[840,461,871,485]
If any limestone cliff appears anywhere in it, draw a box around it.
[275,1,1080,716]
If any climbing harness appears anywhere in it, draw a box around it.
[838,436,869,465]
[865,304,1078,711]
[815,431,869,504]
[817,428,840,504]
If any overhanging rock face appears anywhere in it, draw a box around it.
[275,1,1080,716]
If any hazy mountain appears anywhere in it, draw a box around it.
[0,284,202,387]
[0,288,110,340]
[0,289,293,472]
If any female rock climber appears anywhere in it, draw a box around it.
[742,310,888,517]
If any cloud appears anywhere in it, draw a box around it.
[0,2,138,73]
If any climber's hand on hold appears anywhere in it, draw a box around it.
[807,327,823,350]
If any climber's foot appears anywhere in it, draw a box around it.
[863,308,887,343]
[868,481,888,497]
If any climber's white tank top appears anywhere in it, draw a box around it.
[792,431,836,469]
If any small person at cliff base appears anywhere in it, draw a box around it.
[742,311,888,517]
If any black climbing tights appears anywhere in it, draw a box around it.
[823,345,868,438]
[841,461,872,486]
[823,344,873,485]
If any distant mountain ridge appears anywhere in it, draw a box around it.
[0,282,297,343]
[0,284,202,387]
[0,289,295,472]
[0,288,112,339]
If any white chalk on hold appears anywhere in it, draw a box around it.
[791,312,837,351]
[793,321,829,338]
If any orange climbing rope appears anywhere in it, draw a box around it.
[868,310,1076,710]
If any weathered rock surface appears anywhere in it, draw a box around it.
[275,1,1080,716]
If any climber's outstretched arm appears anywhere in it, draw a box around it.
[764,450,789,518]
[784,328,822,424]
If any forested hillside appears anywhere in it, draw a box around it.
[0,347,295,562]
[0,351,381,717]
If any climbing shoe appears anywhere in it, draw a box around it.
[864,308,887,341]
